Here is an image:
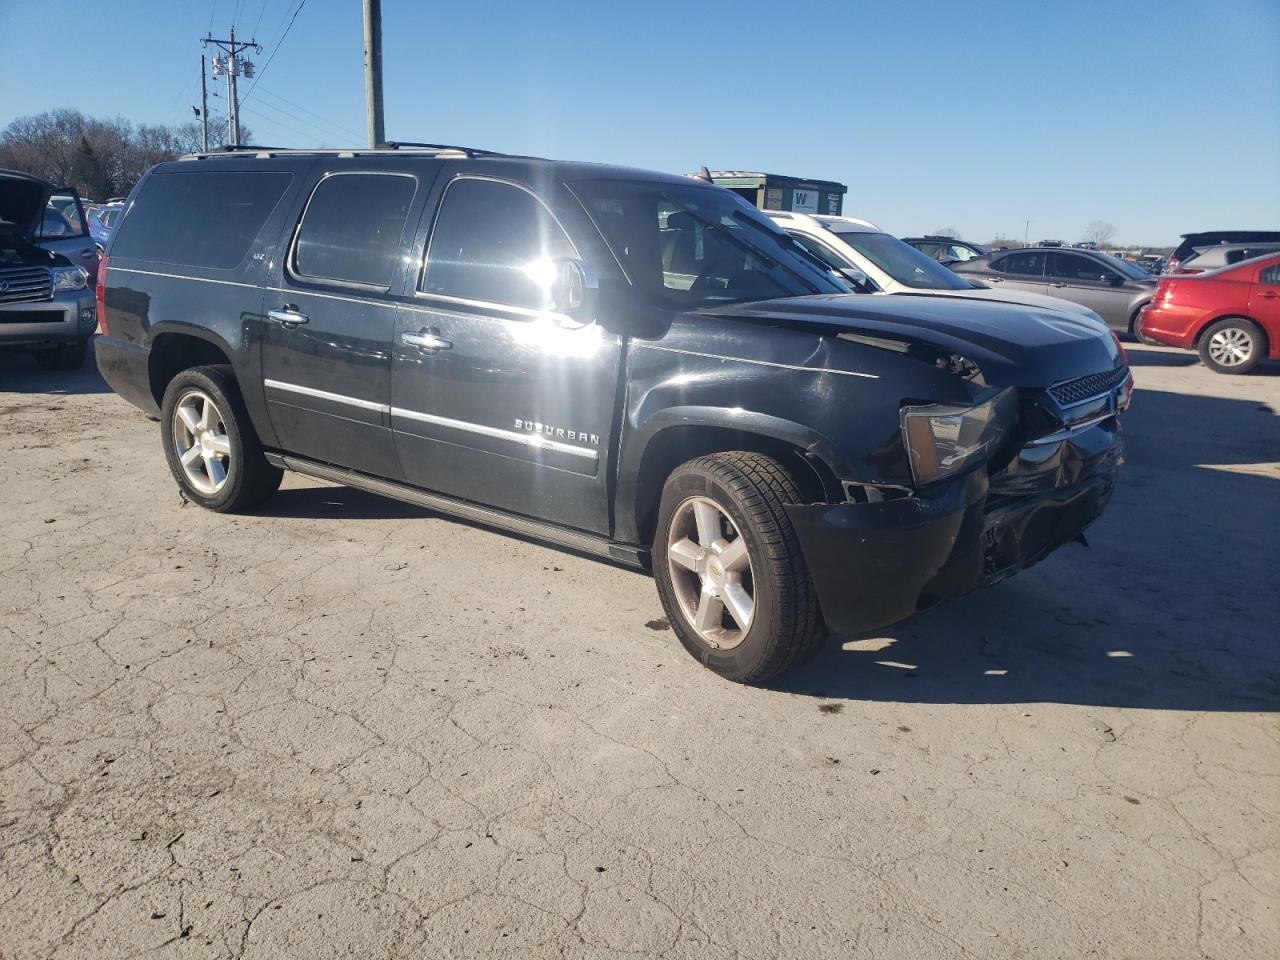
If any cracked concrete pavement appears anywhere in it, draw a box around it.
[1,343,1276,959]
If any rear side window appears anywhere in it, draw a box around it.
[422,178,575,309]
[1261,263,1280,285]
[292,173,416,288]
[111,171,291,268]
[993,251,1047,276]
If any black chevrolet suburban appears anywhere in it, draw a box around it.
[96,145,1130,682]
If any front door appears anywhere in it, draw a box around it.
[36,188,99,282]
[390,176,623,534]
[1046,251,1129,329]
[260,169,424,480]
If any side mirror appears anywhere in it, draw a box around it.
[839,266,872,291]
[552,257,586,313]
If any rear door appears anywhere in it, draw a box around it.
[35,188,99,282]
[260,167,429,480]
[1248,260,1280,336]
[1046,252,1129,328]
[390,174,623,533]
[984,250,1049,295]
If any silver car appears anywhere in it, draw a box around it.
[1,169,98,369]
[951,247,1157,336]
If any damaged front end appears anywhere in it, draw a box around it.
[784,363,1130,637]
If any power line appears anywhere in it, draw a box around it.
[251,0,271,38]
[254,85,364,142]
[241,95,339,146]
[239,103,317,146]
[240,0,308,103]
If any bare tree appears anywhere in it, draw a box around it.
[1083,220,1117,247]
[0,109,246,201]
[932,227,961,239]
[984,233,1022,250]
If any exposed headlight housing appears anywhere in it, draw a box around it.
[901,388,1018,485]
[51,266,89,292]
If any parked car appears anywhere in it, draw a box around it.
[96,145,1129,683]
[33,184,99,284]
[951,246,1157,336]
[1172,242,1280,275]
[1168,231,1280,273]
[767,211,1107,322]
[88,202,126,249]
[1137,253,1279,374]
[0,169,98,369]
[901,235,989,264]
[1074,241,1098,250]
[1037,240,1065,248]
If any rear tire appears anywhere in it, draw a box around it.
[652,452,825,683]
[1198,317,1265,374]
[160,365,282,512]
[33,338,88,370]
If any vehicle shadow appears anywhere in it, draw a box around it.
[250,483,436,521]
[774,381,1280,712]
[0,339,111,395]
[1126,343,1280,374]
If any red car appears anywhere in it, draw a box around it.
[1137,253,1280,373]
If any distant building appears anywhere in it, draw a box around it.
[694,171,848,216]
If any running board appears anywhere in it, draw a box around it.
[265,452,647,569]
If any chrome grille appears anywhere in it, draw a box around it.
[0,266,52,305]
[1048,366,1129,407]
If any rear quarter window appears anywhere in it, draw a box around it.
[110,170,292,269]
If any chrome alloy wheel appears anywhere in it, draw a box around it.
[172,389,232,495]
[1207,326,1254,368]
[666,496,755,649]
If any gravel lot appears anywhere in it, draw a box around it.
[1,342,1277,959]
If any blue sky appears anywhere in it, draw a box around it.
[2,0,1277,245]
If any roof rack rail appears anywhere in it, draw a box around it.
[382,141,501,158]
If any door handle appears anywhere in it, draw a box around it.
[268,306,309,328]
[1049,282,1067,287]
[81,249,97,259]
[1262,291,1279,299]
[401,329,452,350]
[986,276,1003,282]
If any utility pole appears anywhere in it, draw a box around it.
[205,27,261,147]
[1025,220,1030,245]
[363,0,385,147]
[199,54,209,152]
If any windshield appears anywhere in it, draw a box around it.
[569,179,849,308]
[1097,252,1149,279]
[831,230,973,290]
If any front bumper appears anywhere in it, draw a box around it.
[785,419,1123,636]
[0,293,96,348]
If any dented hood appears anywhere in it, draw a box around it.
[702,293,1124,387]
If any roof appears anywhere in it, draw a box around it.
[170,145,697,187]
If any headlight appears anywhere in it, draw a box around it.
[51,266,89,292]
[901,388,1017,485]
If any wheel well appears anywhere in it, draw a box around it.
[148,333,233,405]
[633,426,839,544]
[1195,315,1268,350]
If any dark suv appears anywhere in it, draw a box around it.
[96,146,1130,683]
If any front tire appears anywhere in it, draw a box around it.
[652,453,825,683]
[1198,317,1265,374]
[160,365,282,512]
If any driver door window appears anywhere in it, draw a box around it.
[1050,252,1114,284]
[422,177,575,310]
